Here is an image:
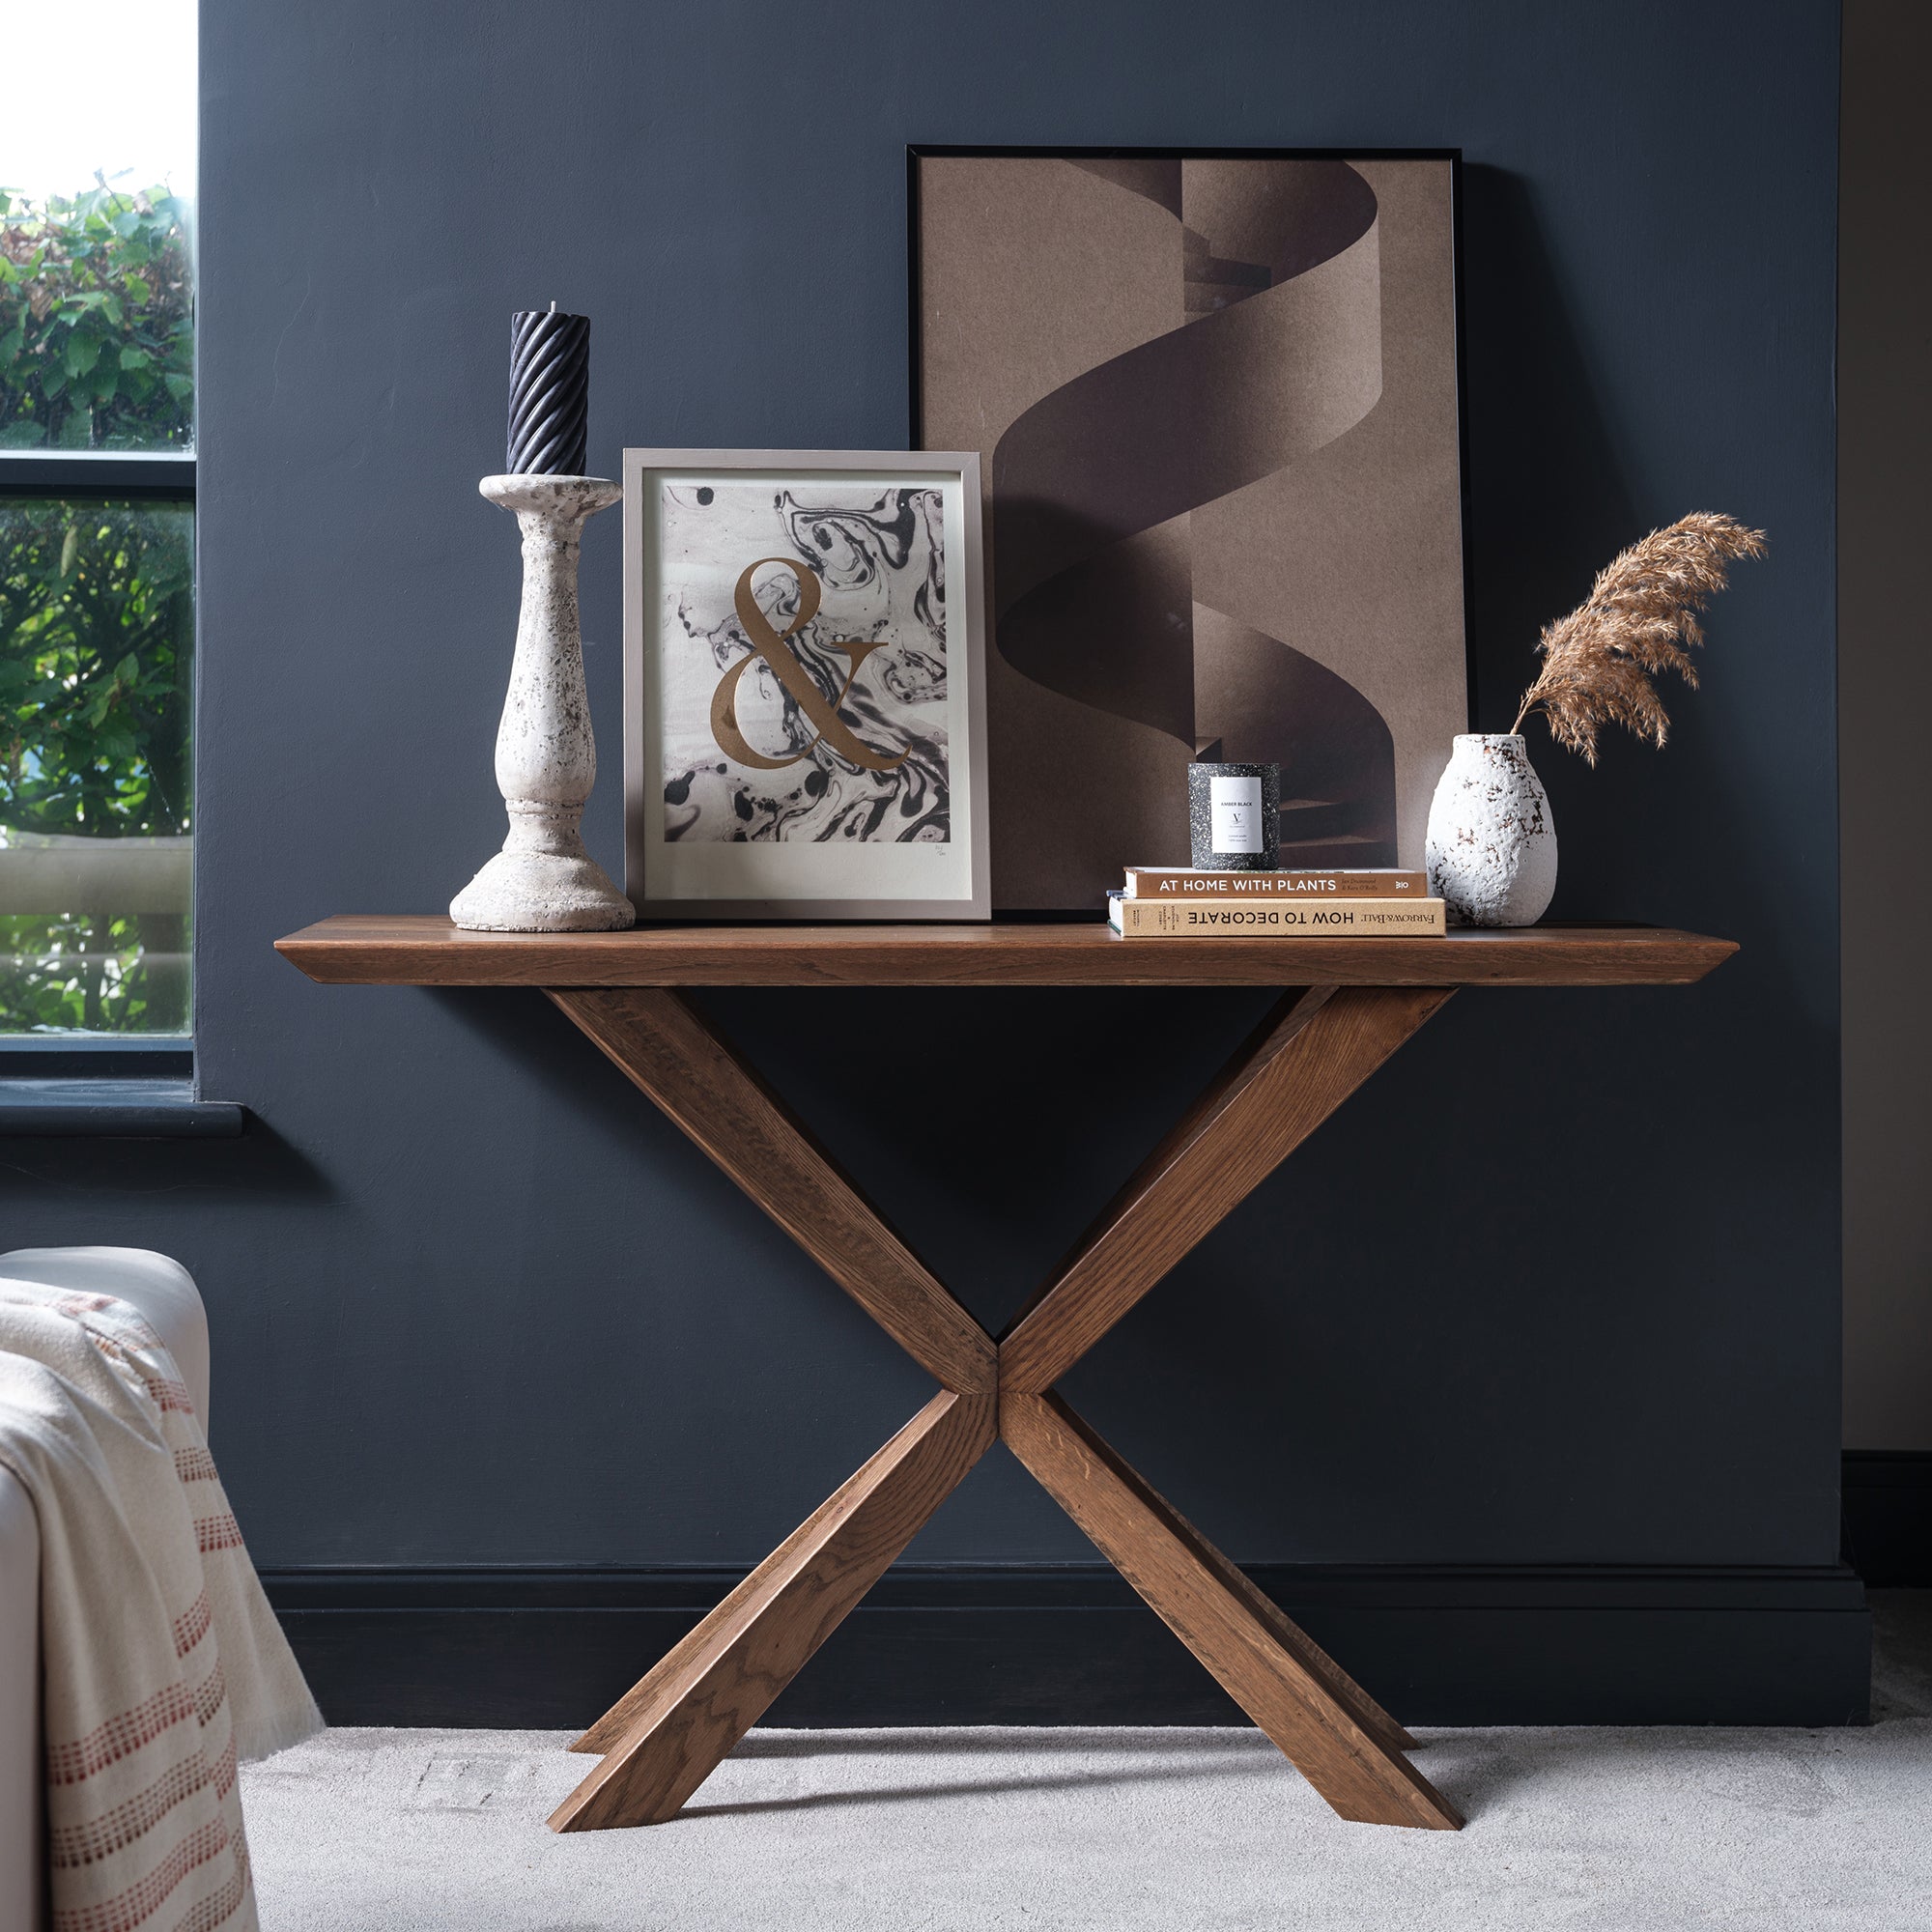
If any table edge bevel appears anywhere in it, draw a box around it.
[272,917,1739,990]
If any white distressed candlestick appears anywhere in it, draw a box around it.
[449,473,635,931]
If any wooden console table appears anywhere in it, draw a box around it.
[276,916,1735,1833]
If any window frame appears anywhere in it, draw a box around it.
[0,449,199,1071]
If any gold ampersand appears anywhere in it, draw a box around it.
[709,557,909,774]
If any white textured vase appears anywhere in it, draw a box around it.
[450,473,635,932]
[1424,733,1557,927]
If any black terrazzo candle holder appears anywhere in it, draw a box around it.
[1187,761,1280,869]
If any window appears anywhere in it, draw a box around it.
[0,0,195,1038]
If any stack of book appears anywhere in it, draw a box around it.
[1106,867,1446,939]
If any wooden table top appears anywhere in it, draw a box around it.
[274,916,1737,989]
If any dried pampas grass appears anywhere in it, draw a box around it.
[1513,513,1766,764]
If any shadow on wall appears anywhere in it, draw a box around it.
[432,977,1285,1344]
[1459,163,1813,1012]
[1459,163,1640,730]
[0,1115,331,1216]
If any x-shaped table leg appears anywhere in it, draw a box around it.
[544,980,1462,1833]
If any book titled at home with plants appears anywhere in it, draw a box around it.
[1124,867,1429,897]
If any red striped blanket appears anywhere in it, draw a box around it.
[0,1284,322,1932]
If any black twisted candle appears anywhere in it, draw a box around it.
[506,304,589,475]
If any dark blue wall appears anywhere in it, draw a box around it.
[13,1,1839,1602]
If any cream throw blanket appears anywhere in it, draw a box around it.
[0,1279,322,1932]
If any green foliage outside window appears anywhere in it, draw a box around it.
[0,500,194,1032]
[0,183,192,451]
[0,501,191,838]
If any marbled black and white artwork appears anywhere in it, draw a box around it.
[657,482,952,844]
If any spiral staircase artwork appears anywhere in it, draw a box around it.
[916,152,1467,904]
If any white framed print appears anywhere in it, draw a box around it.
[622,448,989,920]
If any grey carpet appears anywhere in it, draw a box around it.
[242,1591,1932,1931]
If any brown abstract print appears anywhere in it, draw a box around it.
[915,153,1467,909]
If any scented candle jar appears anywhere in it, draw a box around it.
[1186,761,1279,869]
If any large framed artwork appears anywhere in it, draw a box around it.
[622,448,989,919]
[910,147,1470,910]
